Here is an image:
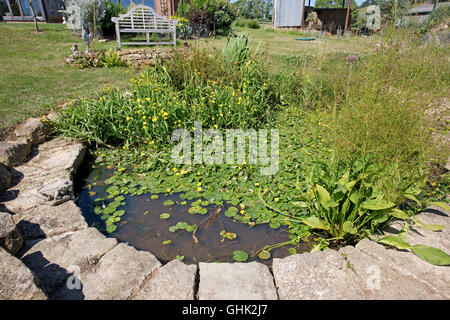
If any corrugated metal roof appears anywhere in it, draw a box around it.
[274,0,304,27]
[408,2,450,15]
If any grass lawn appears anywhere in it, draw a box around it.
[0,23,130,135]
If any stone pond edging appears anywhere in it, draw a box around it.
[1,118,449,300]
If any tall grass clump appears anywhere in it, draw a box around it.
[52,34,278,149]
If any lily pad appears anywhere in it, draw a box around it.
[233,250,248,262]
[160,213,171,220]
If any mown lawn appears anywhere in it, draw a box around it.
[0,23,129,134]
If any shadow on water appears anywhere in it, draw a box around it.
[77,164,310,265]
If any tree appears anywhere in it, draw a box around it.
[376,0,410,24]
[234,0,272,20]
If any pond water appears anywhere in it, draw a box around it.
[77,165,309,265]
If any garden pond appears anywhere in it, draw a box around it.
[77,163,311,265]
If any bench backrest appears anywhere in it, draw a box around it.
[112,5,177,30]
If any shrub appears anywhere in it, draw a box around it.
[101,0,126,36]
[246,19,260,29]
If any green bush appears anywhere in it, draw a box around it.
[246,19,260,29]
[101,0,126,36]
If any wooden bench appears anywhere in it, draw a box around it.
[112,5,178,47]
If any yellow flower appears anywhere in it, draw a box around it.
[197,182,202,186]
[255,182,260,187]
[152,117,158,122]
[274,197,280,202]
[166,188,171,192]
[172,168,178,172]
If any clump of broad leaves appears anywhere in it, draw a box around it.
[289,154,450,266]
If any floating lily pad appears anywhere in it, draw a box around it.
[160,213,171,220]
[233,250,248,262]
[151,194,159,200]
[163,200,175,206]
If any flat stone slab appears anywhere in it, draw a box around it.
[356,238,450,299]
[0,247,47,300]
[198,262,277,300]
[0,163,12,193]
[13,201,88,240]
[135,260,197,300]
[0,137,85,214]
[52,243,161,300]
[20,227,117,295]
[339,245,443,299]
[273,249,368,300]
[0,211,23,254]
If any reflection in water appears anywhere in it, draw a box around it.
[78,166,309,265]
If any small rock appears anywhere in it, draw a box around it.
[0,138,32,167]
[135,260,197,300]
[0,211,23,255]
[14,118,47,145]
[198,262,278,300]
[0,163,12,193]
[0,247,47,300]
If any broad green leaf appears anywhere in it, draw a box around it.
[387,208,410,220]
[106,186,119,194]
[233,250,248,262]
[225,232,237,240]
[106,225,117,233]
[150,194,159,200]
[342,221,357,234]
[176,255,184,261]
[377,235,411,250]
[288,248,297,255]
[103,206,116,214]
[413,217,445,232]
[404,193,421,205]
[114,196,125,202]
[160,213,171,220]
[314,185,330,205]
[412,244,450,266]
[361,198,396,211]
[428,201,450,212]
[301,216,329,230]
[162,240,172,245]
[258,250,271,260]
[115,210,125,217]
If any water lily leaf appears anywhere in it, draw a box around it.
[163,200,175,206]
[233,250,248,262]
[288,248,297,255]
[143,210,150,215]
[106,225,117,233]
[114,196,125,202]
[377,235,411,250]
[115,210,125,217]
[180,201,187,205]
[103,206,116,214]
[342,221,357,234]
[185,224,196,232]
[225,232,237,240]
[162,240,172,245]
[412,244,450,266]
[224,207,238,217]
[258,250,271,260]
[168,226,177,232]
[199,208,208,215]
[160,213,171,220]
[269,222,281,229]
[188,206,199,214]
[301,216,329,230]
[106,186,119,194]
[361,198,396,211]
[151,194,159,200]
[176,255,184,261]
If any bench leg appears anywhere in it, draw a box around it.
[146,32,150,45]
[115,23,121,48]
[173,28,176,47]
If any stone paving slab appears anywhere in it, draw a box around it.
[20,228,117,295]
[52,243,161,300]
[0,137,85,214]
[356,238,450,299]
[273,249,368,300]
[0,211,23,254]
[198,262,278,300]
[0,247,47,300]
[13,201,88,240]
[339,245,443,299]
[135,260,197,300]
